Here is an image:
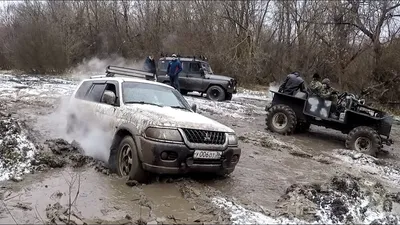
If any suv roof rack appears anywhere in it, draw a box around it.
[89,65,153,79]
[160,53,208,61]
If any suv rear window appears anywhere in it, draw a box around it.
[158,60,170,72]
[86,83,106,102]
[75,81,92,99]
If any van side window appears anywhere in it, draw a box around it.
[75,81,92,99]
[86,83,106,102]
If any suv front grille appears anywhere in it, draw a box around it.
[182,129,226,145]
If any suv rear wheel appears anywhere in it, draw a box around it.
[206,85,226,101]
[266,104,297,135]
[345,126,382,156]
[116,136,147,182]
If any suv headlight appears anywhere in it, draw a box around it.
[144,127,183,142]
[227,133,238,146]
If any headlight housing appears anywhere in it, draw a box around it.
[144,127,183,142]
[227,133,238,146]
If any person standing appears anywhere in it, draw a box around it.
[166,54,182,91]
[143,55,156,81]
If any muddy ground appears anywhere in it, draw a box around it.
[1,72,400,224]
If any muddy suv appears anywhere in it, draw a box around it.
[155,55,237,101]
[66,66,241,182]
[265,90,394,156]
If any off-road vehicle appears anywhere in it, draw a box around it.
[66,66,241,182]
[155,54,237,101]
[265,90,394,156]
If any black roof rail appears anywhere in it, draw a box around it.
[158,53,208,61]
[92,65,154,79]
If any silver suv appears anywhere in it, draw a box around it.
[66,66,241,182]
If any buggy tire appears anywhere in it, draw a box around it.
[265,104,297,135]
[206,85,226,101]
[225,93,233,101]
[115,136,148,183]
[295,122,311,133]
[345,126,382,156]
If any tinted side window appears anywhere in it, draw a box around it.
[182,62,190,72]
[190,63,201,72]
[75,81,92,99]
[86,84,106,102]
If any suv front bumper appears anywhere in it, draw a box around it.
[138,137,241,174]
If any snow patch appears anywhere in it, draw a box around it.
[333,149,400,185]
[0,117,37,181]
[212,197,308,224]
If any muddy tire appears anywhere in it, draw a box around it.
[295,122,311,133]
[116,136,147,183]
[225,93,233,101]
[345,126,382,156]
[206,85,226,101]
[265,104,297,135]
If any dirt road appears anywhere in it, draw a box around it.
[1,73,400,224]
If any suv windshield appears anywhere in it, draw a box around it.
[201,62,213,74]
[122,82,192,110]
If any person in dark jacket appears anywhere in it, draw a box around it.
[166,54,182,91]
[278,71,306,95]
[143,56,156,80]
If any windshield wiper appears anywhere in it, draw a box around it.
[169,105,189,111]
[124,101,162,107]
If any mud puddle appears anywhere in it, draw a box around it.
[0,167,230,224]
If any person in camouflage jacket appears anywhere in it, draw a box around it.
[309,73,323,95]
[320,78,339,118]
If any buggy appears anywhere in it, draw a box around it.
[265,90,394,156]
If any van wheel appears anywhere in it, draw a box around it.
[345,126,382,156]
[116,136,148,183]
[206,85,225,101]
[265,104,297,135]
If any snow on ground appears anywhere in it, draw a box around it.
[0,115,37,181]
[212,197,309,224]
[333,149,400,185]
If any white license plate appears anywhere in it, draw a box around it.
[193,150,222,159]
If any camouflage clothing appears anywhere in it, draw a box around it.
[309,80,323,95]
[320,86,338,100]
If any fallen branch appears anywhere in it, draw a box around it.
[1,200,18,225]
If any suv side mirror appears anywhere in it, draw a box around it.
[102,90,117,105]
[191,103,197,112]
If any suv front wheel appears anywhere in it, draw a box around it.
[266,104,297,135]
[116,136,147,182]
[206,85,226,101]
[345,126,382,156]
